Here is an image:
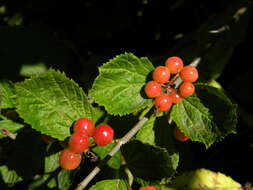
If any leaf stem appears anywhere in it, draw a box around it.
[76,117,149,190]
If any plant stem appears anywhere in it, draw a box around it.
[76,117,149,190]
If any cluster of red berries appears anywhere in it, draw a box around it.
[59,118,114,170]
[144,56,198,112]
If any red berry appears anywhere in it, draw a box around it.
[59,148,82,170]
[155,93,172,111]
[173,127,189,141]
[144,81,162,98]
[169,89,183,103]
[73,118,95,137]
[139,186,157,190]
[68,133,90,153]
[93,124,114,146]
[165,56,184,74]
[180,66,198,82]
[152,66,170,84]
[179,82,195,97]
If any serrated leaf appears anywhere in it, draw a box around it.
[15,69,93,140]
[171,85,237,148]
[19,62,47,77]
[89,53,154,115]
[0,165,22,186]
[92,143,121,169]
[170,168,242,190]
[0,119,24,139]
[0,80,15,109]
[122,140,177,185]
[88,179,128,190]
[45,152,60,173]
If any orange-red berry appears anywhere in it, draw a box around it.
[59,148,82,170]
[179,82,195,97]
[73,118,95,137]
[68,133,90,153]
[180,66,198,82]
[139,186,157,190]
[155,93,172,111]
[144,81,162,98]
[169,89,183,103]
[153,66,170,84]
[173,127,189,141]
[93,124,114,146]
[165,56,184,74]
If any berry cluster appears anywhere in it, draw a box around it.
[144,56,198,112]
[59,118,114,170]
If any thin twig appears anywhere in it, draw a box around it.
[76,117,149,190]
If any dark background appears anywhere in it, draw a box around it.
[1,0,253,187]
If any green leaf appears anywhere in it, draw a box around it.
[89,53,154,115]
[92,143,121,169]
[136,116,156,145]
[57,169,75,190]
[15,69,93,140]
[0,165,22,186]
[45,152,60,173]
[0,80,15,109]
[0,119,24,139]
[122,140,177,185]
[19,62,47,77]
[169,168,242,190]
[88,179,128,190]
[171,85,237,148]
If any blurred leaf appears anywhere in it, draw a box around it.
[92,143,121,169]
[89,53,154,116]
[19,63,47,77]
[0,119,23,139]
[0,80,15,109]
[88,179,128,190]
[171,85,237,148]
[15,69,93,140]
[0,165,22,187]
[168,168,242,190]
[122,140,178,185]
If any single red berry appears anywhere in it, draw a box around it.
[59,148,82,170]
[93,124,114,146]
[144,81,162,98]
[68,133,90,153]
[179,82,195,97]
[165,56,184,74]
[180,66,198,82]
[155,93,172,111]
[173,127,189,141]
[73,118,95,137]
[169,89,183,103]
[139,186,157,190]
[152,66,170,84]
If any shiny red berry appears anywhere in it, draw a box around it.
[152,66,170,84]
[144,81,162,98]
[93,124,114,146]
[59,148,82,170]
[73,118,95,137]
[139,186,157,190]
[68,133,90,153]
[180,66,198,82]
[179,82,195,97]
[169,89,183,103]
[165,56,184,74]
[173,127,189,141]
[155,93,172,111]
